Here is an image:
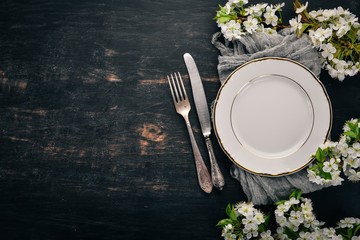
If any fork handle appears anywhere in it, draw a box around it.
[205,137,225,190]
[184,116,213,194]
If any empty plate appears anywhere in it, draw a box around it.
[213,57,332,176]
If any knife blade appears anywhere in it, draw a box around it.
[183,53,225,190]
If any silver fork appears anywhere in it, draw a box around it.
[167,72,213,194]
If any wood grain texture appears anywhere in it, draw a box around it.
[0,0,360,239]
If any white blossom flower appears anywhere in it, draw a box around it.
[224,2,233,14]
[345,168,360,182]
[231,0,248,4]
[264,7,279,26]
[300,199,313,216]
[298,231,312,240]
[245,229,259,239]
[254,211,265,224]
[328,67,345,81]
[289,15,303,32]
[309,10,322,19]
[260,230,274,240]
[224,223,233,231]
[318,9,336,22]
[242,217,258,231]
[243,216,260,238]
[336,19,351,38]
[295,1,308,14]
[313,27,333,42]
[307,168,324,185]
[337,136,349,156]
[319,140,338,150]
[304,228,342,239]
[222,232,237,240]
[322,158,339,172]
[263,28,277,35]
[235,202,254,217]
[243,16,259,33]
[222,224,237,240]
[332,171,345,185]
[246,3,268,16]
[308,30,322,47]
[321,43,337,60]
[220,20,244,41]
[338,217,360,228]
[353,142,360,150]
[345,148,357,160]
[274,3,285,11]
[289,210,304,227]
[275,215,287,227]
[326,60,347,81]
[320,227,341,239]
[275,203,289,217]
[275,227,288,240]
[286,197,300,206]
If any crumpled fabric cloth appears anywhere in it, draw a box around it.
[211,29,327,205]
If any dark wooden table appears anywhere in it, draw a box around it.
[1,0,360,239]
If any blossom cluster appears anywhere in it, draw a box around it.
[308,118,360,186]
[307,142,344,186]
[218,190,360,239]
[214,0,284,41]
[274,197,323,239]
[289,0,360,81]
[273,191,333,239]
[214,0,360,81]
[217,201,271,240]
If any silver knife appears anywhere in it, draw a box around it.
[183,53,225,190]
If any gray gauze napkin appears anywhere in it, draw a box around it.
[211,28,327,205]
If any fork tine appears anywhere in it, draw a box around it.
[174,73,184,101]
[177,72,187,100]
[167,75,177,104]
[170,74,180,102]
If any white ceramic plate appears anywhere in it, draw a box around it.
[213,57,332,176]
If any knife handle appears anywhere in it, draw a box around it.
[184,116,213,194]
[205,136,225,190]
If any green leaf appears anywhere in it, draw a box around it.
[319,170,332,180]
[229,211,237,221]
[315,147,325,162]
[309,164,321,172]
[216,218,233,227]
[347,121,357,131]
[275,199,286,206]
[296,23,311,37]
[225,204,237,221]
[344,131,358,139]
[289,189,302,200]
[263,212,271,228]
[225,203,232,217]
[336,227,347,237]
[218,16,232,24]
[353,224,360,236]
[284,226,299,239]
